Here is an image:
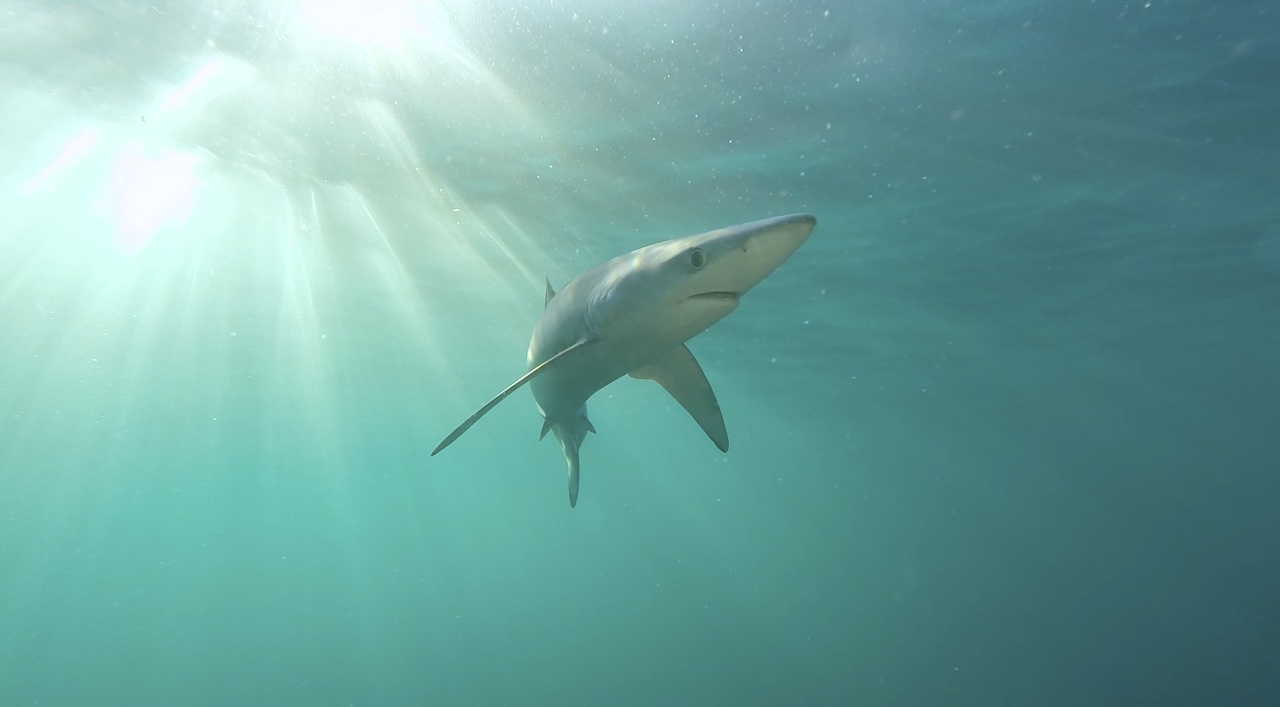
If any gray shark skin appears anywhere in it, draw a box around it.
[432,213,816,507]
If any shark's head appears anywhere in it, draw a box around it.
[592,213,816,347]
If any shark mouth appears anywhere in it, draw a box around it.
[688,291,740,302]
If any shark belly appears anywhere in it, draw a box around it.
[528,347,615,509]
[529,335,666,509]
[529,341,624,422]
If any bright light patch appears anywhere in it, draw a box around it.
[299,0,421,47]
[105,144,203,252]
[22,127,101,195]
[158,57,227,115]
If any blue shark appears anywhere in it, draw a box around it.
[432,213,817,506]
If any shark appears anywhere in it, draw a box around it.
[431,213,817,507]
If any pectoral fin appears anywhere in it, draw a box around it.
[432,338,595,456]
[631,344,729,452]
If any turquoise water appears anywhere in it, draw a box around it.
[2,1,1278,705]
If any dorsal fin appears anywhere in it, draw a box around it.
[432,338,595,456]
[544,277,557,308]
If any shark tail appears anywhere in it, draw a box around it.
[550,409,592,508]
[566,444,580,508]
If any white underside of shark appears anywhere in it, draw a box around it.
[432,213,817,507]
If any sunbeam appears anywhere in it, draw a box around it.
[299,0,434,49]
[1,0,560,440]
[102,143,204,252]
[21,128,102,197]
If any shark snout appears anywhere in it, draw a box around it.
[699,213,815,296]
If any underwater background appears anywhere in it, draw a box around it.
[2,1,1278,705]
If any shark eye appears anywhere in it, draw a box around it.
[689,248,706,269]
